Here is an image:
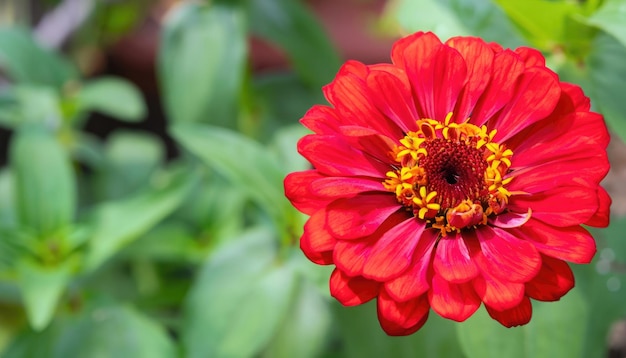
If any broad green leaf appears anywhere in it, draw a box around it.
[263,278,331,358]
[575,218,626,357]
[53,304,176,358]
[84,167,198,271]
[171,123,289,228]
[10,127,76,237]
[17,259,74,331]
[6,86,63,127]
[0,169,16,227]
[457,289,587,358]
[183,228,297,358]
[76,77,146,122]
[2,320,64,358]
[0,27,77,88]
[269,125,311,174]
[173,177,248,249]
[97,131,164,200]
[384,0,525,48]
[586,0,626,49]
[336,301,463,357]
[249,73,324,140]
[159,2,246,126]
[494,0,584,50]
[249,0,341,89]
[124,222,199,263]
[588,33,626,143]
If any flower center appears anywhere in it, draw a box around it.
[383,113,514,236]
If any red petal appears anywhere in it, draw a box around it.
[366,69,418,132]
[508,151,609,194]
[446,36,495,121]
[310,176,384,198]
[409,45,468,120]
[323,60,402,139]
[330,269,380,306]
[428,274,481,322]
[433,233,479,283]
[326,194,400,239]
[489,209,532,229]
[300,105,342,135]
[338,126,397,163]
[525,255,574,301]
[508,186,598,227]
[377,290,430,336]
[363,219,427,281]
[510,113,609,168]
[473,272,524,311]
[472,226,541,283]
[509,218,596,264]
[485,296,532,327]
[384,229,439,301]
[470,50,525,126]
[333,212,408,276]
[515,47,545,67]
[300,209,336,265]
[490,67,561,142]
[391,32,441,69]
[584,186,611,228]
[284,170,329,215]
[297,134,388,177]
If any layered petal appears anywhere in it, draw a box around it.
[385,228,439,301]
[300,209,336,265]
[429,274,481,322]
[433,233,479,283]
[326,194,401,239]
[472,227,541,283]
[525,255,574,301]
[378,290,430,336]
[485,296,532,327]
[508,186,598,227]
[330,269,380,306]
[509,218,596,264]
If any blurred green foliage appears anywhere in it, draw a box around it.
[0,0,625,357]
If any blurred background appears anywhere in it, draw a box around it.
[0,0,625,357]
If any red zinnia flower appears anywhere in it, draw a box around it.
[284,32,611,335]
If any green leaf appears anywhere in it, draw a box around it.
[249,73,324,139]
[76,77,146,122]
[17,259,74,331]
[0,27,78,88]
[249,0,342,89]
[53,304,176,358]
[84,167,198,271]
[586,0,626,49]
[269,125,311,174]
[183,228,297,358]
[171,123,289,228]
[575,218,626,357]
[336,301,463,357]
[264,278,331,358]
[10,127,76,237]
[2,320,64,358]
[159,2,246,126]
[0,169,17,227]
[587,33,626,143]
[384,0,525,48]
[97,131,164,200]
[457,289,588,358]
[2,86,63,127]
[493,0,584,50]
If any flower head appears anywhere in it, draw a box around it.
[284,32,611,335]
